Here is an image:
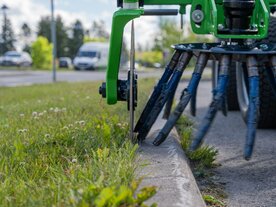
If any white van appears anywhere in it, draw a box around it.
[73,42,109,70]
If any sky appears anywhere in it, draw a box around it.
[0,0,192,50]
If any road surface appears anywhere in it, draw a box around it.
[0,69,163,87]
[176,80,276,207]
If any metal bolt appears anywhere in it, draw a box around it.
[260,44,268,50]
[218,24,224,30]
[192,10,204,24]
[245,39,255,46]
[220,41,226,46]
[251,24,258,30]
[202,43,207,50]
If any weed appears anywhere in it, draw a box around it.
[0,80,157,206]
[176,116,218,171]
[203,195,226,207]
[176,115,226,207]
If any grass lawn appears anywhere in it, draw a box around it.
[0,79,156,207]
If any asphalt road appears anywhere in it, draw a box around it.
[0,69,163,87]
[176,80,276,207]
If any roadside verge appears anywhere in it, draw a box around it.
[137,116,206,207]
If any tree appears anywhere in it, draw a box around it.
[21,23,31,37]
[91,20,109,40]
[0,16,15,54]
[37,16,69,58]
[151,18,213,64]
[152,19,184,52]
[21,23,32,54]
[31,36,52,69]
[68,20,84,58]
[37,16,51,40]
[23,45,31,54]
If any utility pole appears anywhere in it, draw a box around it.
[51,0,57,82]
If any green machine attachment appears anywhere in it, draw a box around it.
[99,0,276,160]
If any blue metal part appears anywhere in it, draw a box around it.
[190,55,231,151]
[190,90,197,117]
[137,52,193,141]
[134,50,182,132]
[153,52,209,146]
[244,76,259,160]
[220,94,228,117]
[163,88,176,119]
[153,72,203,146]
[244,56,260,160]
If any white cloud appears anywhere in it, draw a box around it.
[124,16,159,49]
[0,0,92,33]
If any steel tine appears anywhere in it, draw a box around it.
[190,90,197,117]
[153,52,209,146]
[134,50,182,132]
[190,54,232,151]
[244,55,260,160]
[163,86,176,119]
[137,52,193,142]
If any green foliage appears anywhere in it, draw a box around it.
[22,44,31,54]
[31,36,53,70]
[69,20,84,58]
[0,79,156,206]
[0,16,15,54]
[137,51,163,66]
[37,16,69,58]
[176,116,218,171]
[203,195,226,207]
[152,19,184,52]
[91,20,110,40]
[21,23,31,37]
[84,36,108,43]
[69,180,157,207]
[152,18,213,54]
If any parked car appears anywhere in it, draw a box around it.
[59,57,72,68]
[73,42,109,70]
[1,51,32,67]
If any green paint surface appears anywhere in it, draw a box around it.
[106,0,275,104]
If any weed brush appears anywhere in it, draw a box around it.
[99,0,276,160]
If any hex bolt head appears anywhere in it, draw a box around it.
[192,10,204,24]
[260,44,268,50]
[218,24,224,30]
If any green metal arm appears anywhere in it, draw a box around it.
[106,9,144,104]
[106,0,276,104]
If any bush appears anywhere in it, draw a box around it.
[31,36,53,69]
[137,51,163,67]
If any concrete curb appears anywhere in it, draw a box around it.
[137,116,206,207]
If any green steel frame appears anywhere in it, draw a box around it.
[106,0,276,104]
